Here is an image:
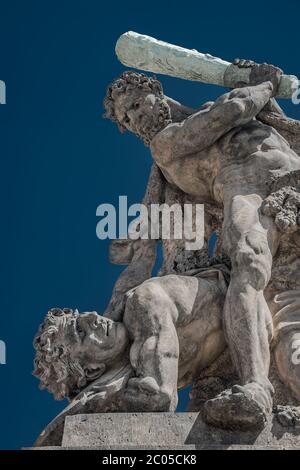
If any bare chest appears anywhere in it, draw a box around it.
[159,147,221,203]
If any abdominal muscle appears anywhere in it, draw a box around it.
[217,122,300,197]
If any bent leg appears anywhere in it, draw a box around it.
[204,194,276,429]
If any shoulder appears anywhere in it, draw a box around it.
[150,123,182,153]
[150,123,183,163]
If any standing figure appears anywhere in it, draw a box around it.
[104,62,300,427]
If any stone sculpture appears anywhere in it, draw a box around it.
[103,57,300,427]
[33,172,300,428]
[115,32,298,99]
[33,39,300,444]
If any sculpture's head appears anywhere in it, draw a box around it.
[103,71,171,146]
[33,308,129,400]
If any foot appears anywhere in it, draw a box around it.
[233,59,282,96]
[127,376,161,395]
[124,376,176,412]
[203,383,272,431]
[275,405,300,427]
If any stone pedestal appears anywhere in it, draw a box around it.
[33,413,300,450]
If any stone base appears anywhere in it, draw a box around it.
[34,413,300,450]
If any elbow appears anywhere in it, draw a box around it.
[214,98,247,128]
[213,90,249,126]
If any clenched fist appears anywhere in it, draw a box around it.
[233,58,283,96]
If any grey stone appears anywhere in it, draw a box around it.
[27,445,299,450]
[32,53,300,447]
[115,32,298,99]
[102,63,300,430]
[57,413,300,449]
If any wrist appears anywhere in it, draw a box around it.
[254,80,274,96]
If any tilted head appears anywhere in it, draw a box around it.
[33,308,129,400]
[103,71,171,146]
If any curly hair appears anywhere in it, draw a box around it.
[103,71,171,146]
[33,308,87,400]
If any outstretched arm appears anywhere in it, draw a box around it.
[104,239,157,321]
[104,164,165,321]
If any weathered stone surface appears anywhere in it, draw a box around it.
[102,62,300,431]
[57,413,300,449]
[33,50,300,447]
[28,445,300,449]
[29,445,300,449]
[115,31,298,99]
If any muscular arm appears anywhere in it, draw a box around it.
[151,82,274,163]
[104,164,165,321]
[104,239,157,321]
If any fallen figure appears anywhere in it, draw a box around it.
[33,168,300,439]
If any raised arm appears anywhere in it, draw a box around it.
[151,82,274,162]
[151,62,282,163]
[103,239,157,321]
[104,163,165,321]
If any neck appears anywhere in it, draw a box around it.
[165,96,195,123]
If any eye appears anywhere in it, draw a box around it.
[133,102,140,110]
[76,322,86,340]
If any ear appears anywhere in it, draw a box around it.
[84,363,106,381]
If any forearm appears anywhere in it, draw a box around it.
[105,164,165,321]
[151,82,274,161]
[104,240,157,321]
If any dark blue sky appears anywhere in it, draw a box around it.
[0,0,300,449]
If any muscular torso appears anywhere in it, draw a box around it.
[151,83,300,204]
[123,272,227,389]
[217,121,300,199]
[156,120,300,204]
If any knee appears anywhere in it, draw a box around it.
[230,232,272,290]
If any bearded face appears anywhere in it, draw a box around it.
[112,87,171,146]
